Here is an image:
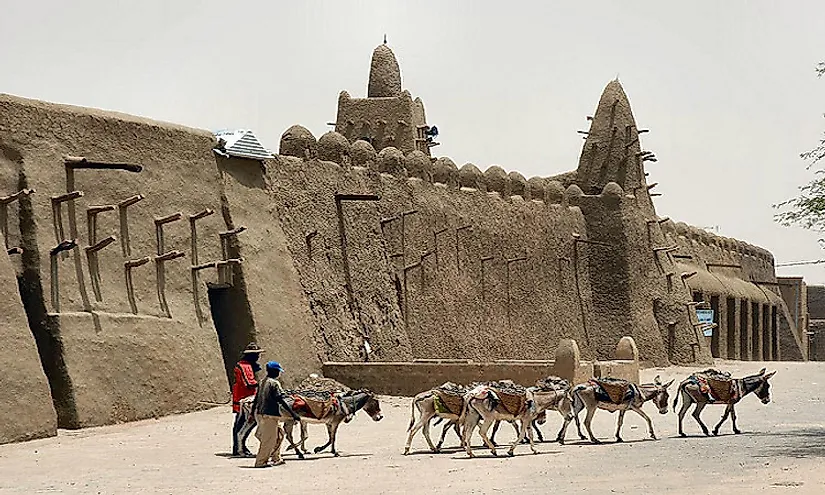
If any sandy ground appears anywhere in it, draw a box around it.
[1,361,824,494]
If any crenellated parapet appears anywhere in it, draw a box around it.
[277,126,581,208]
[660,220,776,270]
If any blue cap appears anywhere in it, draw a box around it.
[266,361,284,373]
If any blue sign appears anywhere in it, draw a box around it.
[697,309,714,337]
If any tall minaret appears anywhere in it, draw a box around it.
[576,80,654,213]
[367,42,402,98]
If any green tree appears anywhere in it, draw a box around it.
[774,62,825,232]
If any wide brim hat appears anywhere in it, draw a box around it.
[242,343,264,354]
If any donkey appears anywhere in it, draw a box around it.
[673,368,776,437]
[461,385,570,457]
[561,376,673,444]
[489,379,574,445]
[404,384,466,455]
[242,389,382,458]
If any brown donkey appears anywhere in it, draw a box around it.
[673,368,776,437]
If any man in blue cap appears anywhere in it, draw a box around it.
[252,360,301,467]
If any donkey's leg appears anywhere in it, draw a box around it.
[421,414,438,452]
[299,421,310,454]
[328,422,342,457]
[713,404,732,436]
[435,419,453,451]
[631,406,657,440]
[477,415,498,456]
[461,407,481,457]
[489,420,501,446]
[572,394,587,440]
[692,402,710,436]
[583,405,600,444]
[508,417,537,456]
[532,418,545,443]
[556,417,571,444]
[730,405,741,434]
[283,421,304,459]
[511,420,529,444]
[403,411,432,455]
[313,423,333,454]
[677,392,692,437]
[615,410,626,442]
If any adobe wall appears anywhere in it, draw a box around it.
[0,248,57,443]
[0,94,228,428]
[267,142,597,362]
[571,187,702,366]
[214,155,321,384]
[659,219,804,361]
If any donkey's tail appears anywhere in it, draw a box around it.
[407,397,418,431]
[672,382,683,412]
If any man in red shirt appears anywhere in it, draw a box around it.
[231,342,264,457]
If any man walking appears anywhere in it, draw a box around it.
[231,342,263,457]
[253,361,301,467]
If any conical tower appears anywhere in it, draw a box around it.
[576,80,654,213]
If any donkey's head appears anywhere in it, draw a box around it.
[650,375,675,414]
[753,368,777,404]
[361,391,383,421]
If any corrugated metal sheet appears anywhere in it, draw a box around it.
[213,129,272,161]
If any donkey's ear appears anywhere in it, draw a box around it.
[758,367,766,375]
[664,379,675,388]
[764,371,777,380]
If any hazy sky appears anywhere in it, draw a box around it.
[3,1,825,282]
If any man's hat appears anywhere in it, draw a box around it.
[242,342,264,354]
[266,361,285,373]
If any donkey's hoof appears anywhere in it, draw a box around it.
[313,447,323,454]
[712,430,719,436]
[734,429,742,435]
[579,435,587,441]
[507,450,515,457]
[679,432,687,438]
[615,437,624,443]
[650,435,657,440]
[333,452,340,457]
[491,450,498,457]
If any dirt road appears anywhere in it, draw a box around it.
[1,361,823,494]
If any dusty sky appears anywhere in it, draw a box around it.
[2,1,825,282]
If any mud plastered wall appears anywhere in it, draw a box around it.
[571,188,702,366]
[659,219,803,361]
[0,248,57,443]
[0,94,228,428]
[215,155,321,384]
[267,145,597,362]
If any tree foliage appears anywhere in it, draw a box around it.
[774,62,825,232]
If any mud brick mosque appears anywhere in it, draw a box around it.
[0,42,810,443]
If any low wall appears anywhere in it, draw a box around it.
[323,337,640,395]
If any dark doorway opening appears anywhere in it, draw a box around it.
[771,306,778,361]
[710,295,720,358]
[726,297,736,359]
[693,291,704,303]
[751,302,761,361]
[740,300,749,360]
[207,282,255,384]
[762,304,771,360]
